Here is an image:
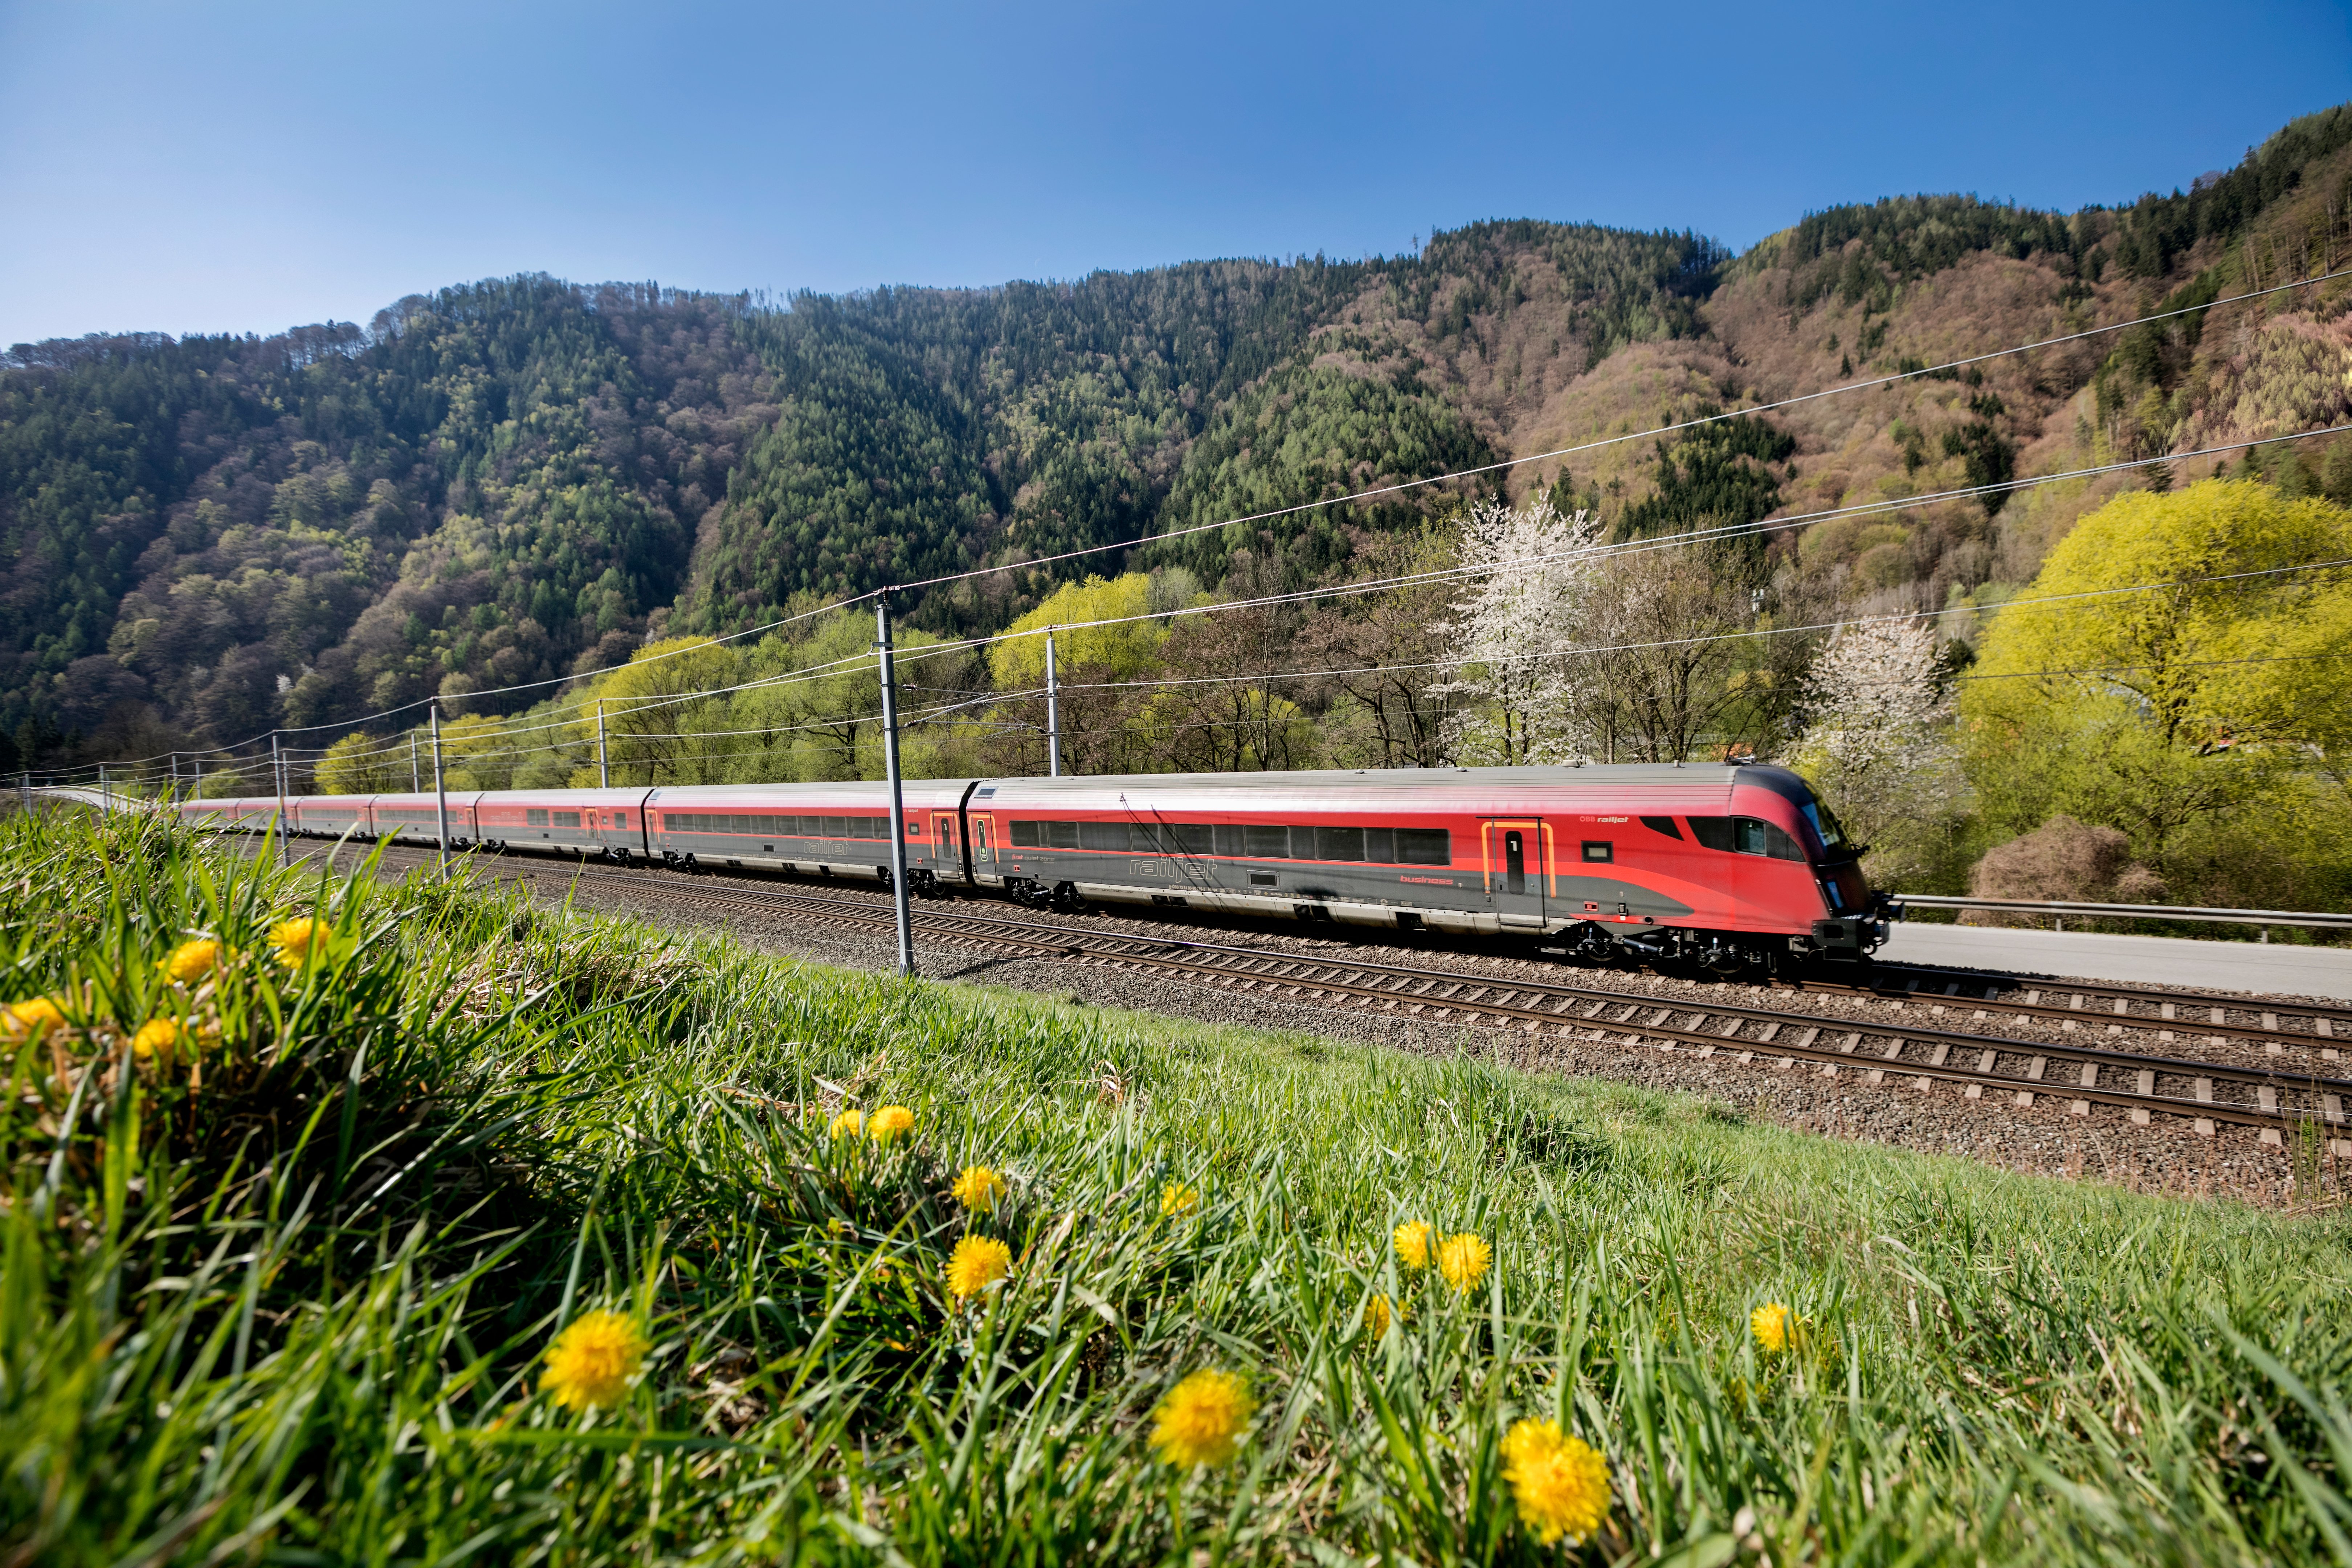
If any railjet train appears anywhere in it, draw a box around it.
[180,763,1891,970]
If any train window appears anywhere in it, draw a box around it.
[817,816,844,838]
[905,820,922,836]
[1688,817,1737,853]
[1165,824,1213,855]
[1363,827,1395,863]
[1395,828,1451,866]
[1582,841,1614,863]
[527,809,548,827]
[1213,824,1246,856]
[1290,827,1322,858]
[1736,817,1809,862]
[1244,825,1290,858]
[1046,821,1080,849]
[1011,820,1041,848]
[1079,821,1126,852]
[615,812,628,827]
[552,811,581,829]
[1640,815,1682,840]
[1317,826,1365,861]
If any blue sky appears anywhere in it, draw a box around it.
[2,0,2345,346]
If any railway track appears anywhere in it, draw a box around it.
[1769,967,2352,1056]
[233,833,2352,1146]
[395,848,2351,1146]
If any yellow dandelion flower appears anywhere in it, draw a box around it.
[1149,1368,1254,1468]
[1159,1181,1201,1219]
[1364,1293,1406,1339]
[1438,1231,1491,1293]
[952,1164,1007,1212]
[3,997,67,1038]
[131,1018,180,1060]
[1501,1418,1611,1544]
[946,1234,1012,1299]
[268,916,330,970]
[1751,1302,1794,1354]
[1393,1219,1434,1270]
[828,1108,865,1140]
[868,1104,915,1144]
[162,938,222,983]
[538,1310,649,1412]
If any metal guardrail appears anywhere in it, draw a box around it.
[1895,895,2352,931]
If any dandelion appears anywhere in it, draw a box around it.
[947,1234,1013,1299]
[539,1310,649,1412]
[828,1108,865,1140]
[162,938,222,983]
[2,997,66,1038]
[1438,1231,1491,1293]
[131,1018,180,1060]
[1364,1293,1405,1339]
[1149,1369,1255,1468]
[1501,1418,1612,1544]
[1393,1220,1434,1270]
[952,1164,1007,1212]
[1159,1181,1201,1219]
[268,916,330,970]
[868,1104,915,1144]
[1751,1302,1794,1354]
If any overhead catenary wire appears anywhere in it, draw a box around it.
[59,546,2352,797]
[37,417,2352,796]
[80,261,2350,771]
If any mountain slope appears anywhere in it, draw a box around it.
[4,102,2349,761]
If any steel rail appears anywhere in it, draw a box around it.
[214,829,2352,1139]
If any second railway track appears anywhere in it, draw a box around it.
[349,842,2352,1147]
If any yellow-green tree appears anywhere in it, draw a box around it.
[315,731,407,795]
[1962,478,2352,872]
[984,575,1170,773]
[574,638,743,785]
[441,714,525,791]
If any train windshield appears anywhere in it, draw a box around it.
[1801,797,1850,854]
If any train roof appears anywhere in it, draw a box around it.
[643,780,980,806]
[968,763,1815,813]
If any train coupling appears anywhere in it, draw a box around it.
[1805,916,1888,959]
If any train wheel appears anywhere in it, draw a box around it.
[1051,881,1086,914]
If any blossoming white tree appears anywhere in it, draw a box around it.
[1430,498,1604,764]
[1786,617,1964,886]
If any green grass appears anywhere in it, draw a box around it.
[5,811,2352,1565]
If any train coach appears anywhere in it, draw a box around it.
[177,761,1888,970]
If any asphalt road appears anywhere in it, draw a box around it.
[1881,922,2352,999]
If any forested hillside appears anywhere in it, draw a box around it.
[6,102,2351,787]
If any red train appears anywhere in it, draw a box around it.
[179,763,1889,969]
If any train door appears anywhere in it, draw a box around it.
[931,813,963,882]
[1482,817,1547,927]
[970,815,996,881]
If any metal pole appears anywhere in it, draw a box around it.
[875,594,916,977]
[97,764,107,816]
[169,753,179,803]
[430,699,451,881]
[597,699,609,788]
[1044,627,1062,779]
[410,730,420,792]
[270,734,289,866]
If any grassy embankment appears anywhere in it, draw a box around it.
[5,810,2352,1564]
